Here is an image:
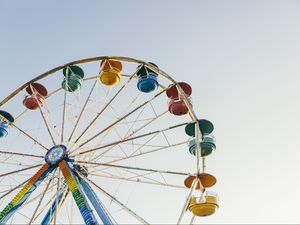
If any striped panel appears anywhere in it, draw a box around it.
[59,161,97,225]
[0,164,51,224]
[80,177,115,225]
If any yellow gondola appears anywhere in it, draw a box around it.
[189,191,219,217]
[99,59,122,86]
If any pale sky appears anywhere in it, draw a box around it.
[1,0,300,224]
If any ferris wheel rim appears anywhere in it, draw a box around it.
[0,56,179,108]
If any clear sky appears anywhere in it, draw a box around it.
[1,0,300,224]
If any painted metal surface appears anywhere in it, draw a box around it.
[59,160,97,225]
[79,177,115,225]
[0,164,54,224]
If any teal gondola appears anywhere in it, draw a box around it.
[185,119,214,137]
[62,65,84,92]
[188,135,216,156]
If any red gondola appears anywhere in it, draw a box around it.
[166,82,192,116]
[23,83,48,110]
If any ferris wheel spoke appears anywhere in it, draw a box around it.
[14,87,63,124]
[72,68,139,147]
[177,177,199,225]
[121,142,169,148]
[77,161,189,177]
[76,121,187,156]
[117,117,155,125]
[89,168,179,187]
[189,215,196,224]
[149,102,171,146]
[20,181,57,208]
[33,198,53,223]
[60,190,70,219]
[10,124,48,152]
[34,187,68,224]
[60,85,68,144]
[68,80,98,143]
[76,88,167,151]
[53,170,62,225]
[85,111,170,163]
[121,103,147,139]
[29,173,60,224]
[87,109,171,162]
[121,92,142,117]
[28,177,53,225]
[0,164,54,224]
[89,173,186,189]
[67,85,112,152]
[118,109,169,141]
[0,178,30,201]
[0,150,44,159]
[30,85,57,146]
[121,169,168,186]
[79,175,150,225]
[0,160,42,167]
[15,211,31,220]
[116,132,159,162]
[84,139,188,171]
[0,163,43,178]
[81,92,145,161]
[13,109,28,124]
[105,140,188,165]
[97,169,165,187]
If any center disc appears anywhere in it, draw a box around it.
[45,145,67,166]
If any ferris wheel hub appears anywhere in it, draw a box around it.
[45,144,67,166]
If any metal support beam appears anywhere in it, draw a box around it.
[0,164,54,224]
[58,160,97,225]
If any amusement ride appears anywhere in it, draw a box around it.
[0,56,219,224]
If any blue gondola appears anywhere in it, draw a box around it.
[0,123,8,138]
[0,110,14,138]
[136,62,159,93]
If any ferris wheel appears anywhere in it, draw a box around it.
[0,56,218,225]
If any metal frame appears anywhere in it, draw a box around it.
[0,56,209,224]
